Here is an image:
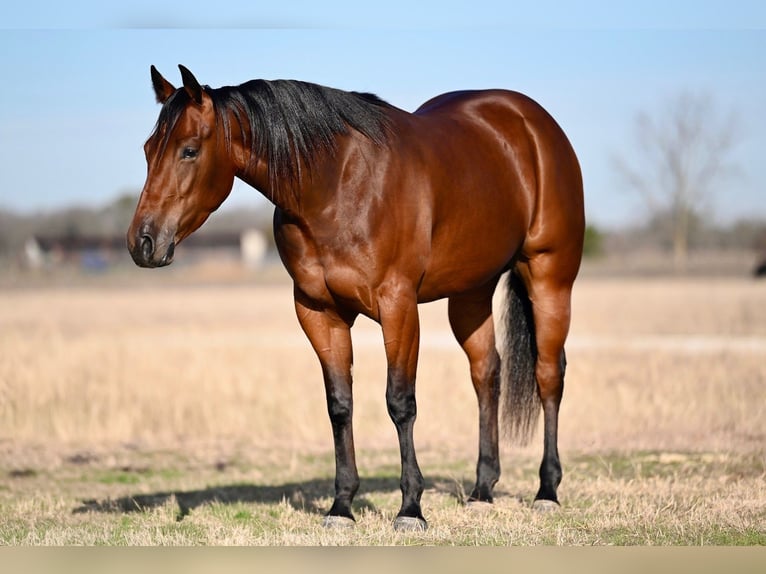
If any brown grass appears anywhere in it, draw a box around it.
[0,274,764,544]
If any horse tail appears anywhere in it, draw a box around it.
[499,267,540,445]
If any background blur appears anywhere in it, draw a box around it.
[1,1,765,281]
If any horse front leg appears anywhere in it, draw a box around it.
[293,288,358,526]
[378,284,427,531]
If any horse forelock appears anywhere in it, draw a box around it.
[148,88,193,165]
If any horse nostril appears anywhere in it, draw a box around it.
[141,234,154,260]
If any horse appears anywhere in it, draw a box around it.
[127,65,584,531]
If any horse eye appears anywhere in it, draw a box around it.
[181,147,198,159]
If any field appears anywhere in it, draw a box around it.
[0,269,764,545]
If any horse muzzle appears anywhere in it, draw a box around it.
[127,225,176,268]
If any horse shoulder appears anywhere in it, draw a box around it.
[273,209,335,307]
[274,207,387,318]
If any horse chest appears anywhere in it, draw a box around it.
[286,245,378,317]
[324,262,377,315]
[275,210,401,319]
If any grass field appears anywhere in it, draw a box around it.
[0,271,764,545]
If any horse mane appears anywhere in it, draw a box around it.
[152,79,393,195]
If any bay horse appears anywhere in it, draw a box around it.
[127,65,584,531]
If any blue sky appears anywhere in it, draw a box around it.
[1,2,765,228]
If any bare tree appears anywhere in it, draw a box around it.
[613,91,740,270]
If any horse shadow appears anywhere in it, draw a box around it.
[72,475,480,521]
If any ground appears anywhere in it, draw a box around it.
[0,269,764,545]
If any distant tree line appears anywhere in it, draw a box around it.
[585,217,766,258]
[0,192,277,263]
[2,192,763,265]
[611,90,748,271]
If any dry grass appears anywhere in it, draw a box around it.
[0,273,764,545]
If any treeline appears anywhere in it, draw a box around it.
[0,192,276,259]
[583,215,766,259]
[2,192,764,266]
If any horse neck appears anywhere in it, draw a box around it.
[221,130,291,213]
[235,154,305,215]
[218,116,301,214]
[233,130,356,218]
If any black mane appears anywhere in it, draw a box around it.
[152,79,393,194]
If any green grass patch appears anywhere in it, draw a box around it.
[97,471,142,485]
[702,526,766,546]
[1,447,764,545]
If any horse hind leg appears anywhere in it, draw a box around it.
[448,286,501,507]
[520,256,575,509]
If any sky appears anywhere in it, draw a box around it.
[1,1,765,229]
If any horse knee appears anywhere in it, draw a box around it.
[386,375,417,426]
[325,384,353,428]
[328,400,352,429]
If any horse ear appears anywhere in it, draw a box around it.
[179,65,203,105]
[150,65,176,104]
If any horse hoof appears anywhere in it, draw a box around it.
[322,515,356,529]
[393,516,428,532]
[532,499,561,513]
[465,500,494,513]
